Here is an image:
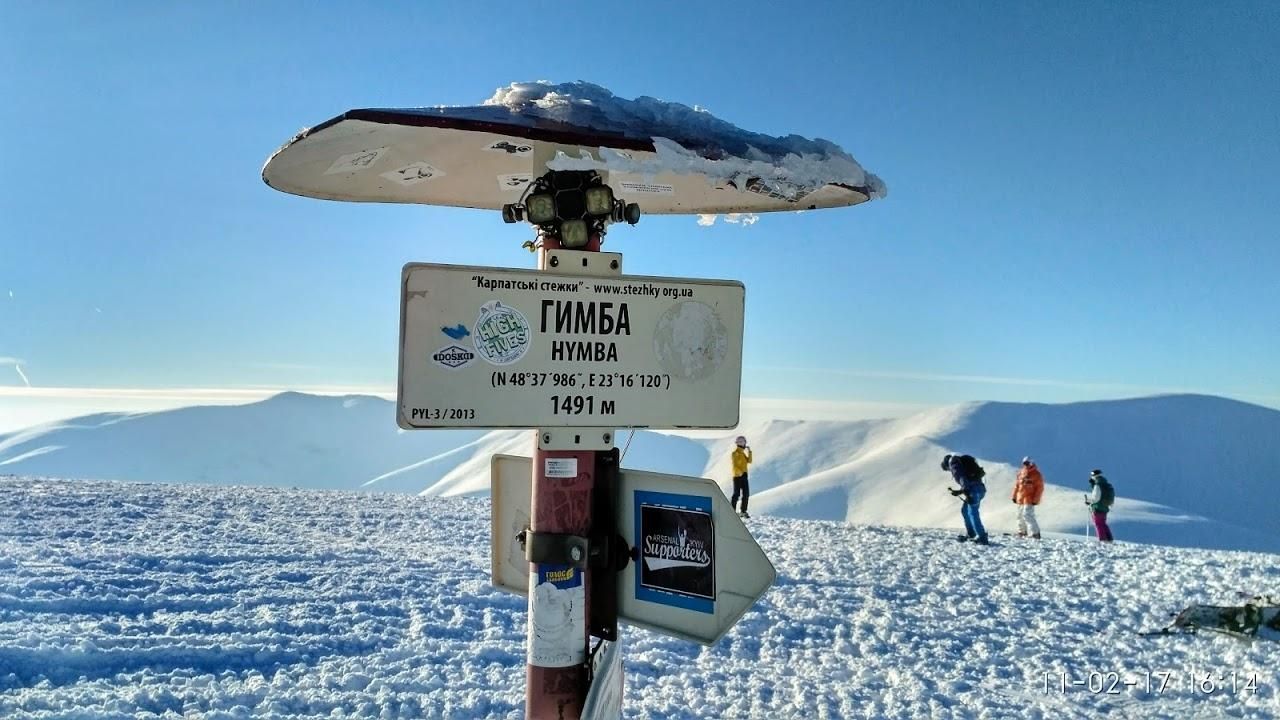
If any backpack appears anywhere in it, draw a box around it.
[955,454,985,481]
[1098,478,1115,510]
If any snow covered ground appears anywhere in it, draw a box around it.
[2,476,1277,719]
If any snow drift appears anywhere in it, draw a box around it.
[1,477,1277,719]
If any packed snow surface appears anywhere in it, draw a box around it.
[403,81,886,200]
[1,477,1277,719]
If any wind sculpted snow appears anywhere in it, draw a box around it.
[1,477,1277,719]
[481,81,888,200]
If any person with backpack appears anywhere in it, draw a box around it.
[1086,469,1115,542]
[943,453,989,545]
[1012,456,1044,539]
[731,435,753,518]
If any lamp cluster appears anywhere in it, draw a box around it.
[503,171,640,247]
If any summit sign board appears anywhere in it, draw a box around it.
[398,262,744,429]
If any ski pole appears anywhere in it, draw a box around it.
[1083,494,1091,539]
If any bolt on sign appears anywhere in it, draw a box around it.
[398,263,745,429]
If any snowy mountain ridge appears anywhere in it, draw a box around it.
[2,392,1277,553]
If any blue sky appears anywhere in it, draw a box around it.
[2,1,1278,426]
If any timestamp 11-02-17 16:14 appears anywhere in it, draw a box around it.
[1043,670,1259,696]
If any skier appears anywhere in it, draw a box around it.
[1011,456,1044,539]
[943,453,988,545]
[731,435,753,518]
[1085,469,1115,542]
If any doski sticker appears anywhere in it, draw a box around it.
[431,344,475,370]
[380,161,444,186]
[324,147,388,175]
[473,300,531,366]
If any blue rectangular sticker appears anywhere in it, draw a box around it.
[634,490,715,614]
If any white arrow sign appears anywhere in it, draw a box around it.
[491,454,775,645]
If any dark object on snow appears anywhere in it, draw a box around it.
[1141,596,1280,640]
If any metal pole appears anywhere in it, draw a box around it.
[526,232,606,720]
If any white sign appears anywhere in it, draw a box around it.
[490,455,776,645]
[582,639,623,720]
[398,263,745,429]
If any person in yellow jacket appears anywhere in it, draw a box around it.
[731,435,753,518]
[1012,456,1045,539]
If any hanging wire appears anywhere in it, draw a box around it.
[619,429,635,462]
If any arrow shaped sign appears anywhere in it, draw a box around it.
[491,454,775,645]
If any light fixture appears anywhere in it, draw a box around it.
[526,193,557,224]
[584,185,614,216]
[510,171,638,246]
[560,219,589,248]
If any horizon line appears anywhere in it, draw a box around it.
[2,384,1276,411]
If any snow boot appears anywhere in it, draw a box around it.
[974,536,991,546]
[739,511,750,519]
[1032,533,1041,540]
[956,535,973,543]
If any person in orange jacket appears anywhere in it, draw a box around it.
[1012,456,1044,538]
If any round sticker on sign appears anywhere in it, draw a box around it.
[473,300,531,366]
[653,301,728,381]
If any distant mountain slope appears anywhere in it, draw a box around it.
[0,393,482,491]
[740,395,1280,553]
[2,392,1276,552]
[932,395,1280,539]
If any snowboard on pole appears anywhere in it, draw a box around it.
[262,107,878,215]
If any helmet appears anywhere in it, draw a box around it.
[1022,456,1032,465]
[941,454,953,471]
[735,436,747,447]
[1090,469,1103,477]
